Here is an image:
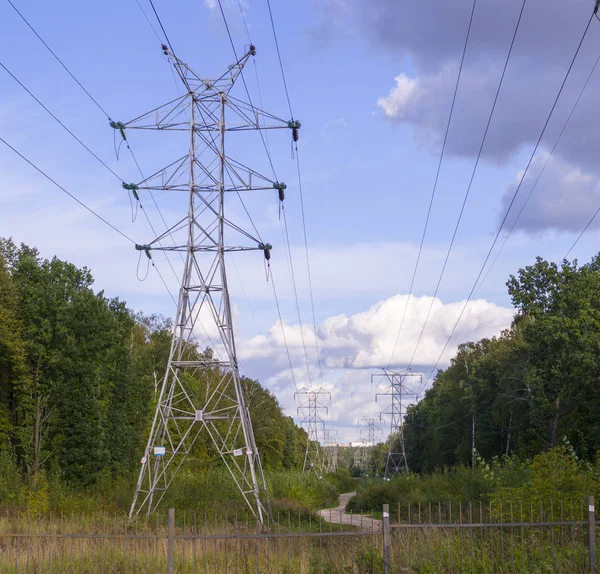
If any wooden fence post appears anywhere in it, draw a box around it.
[383,504,391,574]
[589,496,596,574]
[168,508,175,574]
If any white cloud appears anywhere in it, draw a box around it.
[239,291,514,439]
[242,292,513,368]
[502,153,600,233]
[377,74,421,121]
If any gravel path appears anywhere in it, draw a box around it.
[317,492,382,531]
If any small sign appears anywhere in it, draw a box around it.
[383,512,389,518]
[589,505,595,513]
[141,456,147,465]
[233,448,244,456]
[154,446,166,457]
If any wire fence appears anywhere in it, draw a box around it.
[0,497,597,573]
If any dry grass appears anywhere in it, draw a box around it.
[0,510,593,572]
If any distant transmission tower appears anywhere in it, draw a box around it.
[359,417,381,474]
[353,439,367,471]
[374,370,420,477]
[323,427,338,473]
[296,389,329,475]
[126,45,297,523]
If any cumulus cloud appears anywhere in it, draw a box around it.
[502,154,600,233]
[319,0,600,231]
[240,291,514,379]
[239,292,513,439]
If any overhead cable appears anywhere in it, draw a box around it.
[0,135,134,244]
[419,9,598,394]
[5,0,110,118]
[216,0,320,392]
[264,0,326,385]
[386,0,479,369]
[477,47,600,287]
[406,0,527,372]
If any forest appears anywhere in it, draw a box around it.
[0,238,311,509]
[2,235,600,516]
[402,254,600,473]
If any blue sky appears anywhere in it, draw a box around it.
[2,0,600,441]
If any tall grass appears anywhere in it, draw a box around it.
[0,460,349,517]
[0,511,590,573]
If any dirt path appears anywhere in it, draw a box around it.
[317,492,382,531]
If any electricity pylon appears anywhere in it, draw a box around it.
[359,417,381,474]
[125,44,297,523]
[353,439,367,471]
[323,427,338,473]
[296,388,329,475]
[374,370,420,477]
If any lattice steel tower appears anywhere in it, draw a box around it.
[359,417,381,474]
[296,389,329,475]
[374,370,420,477]
[126,45,296,523]
[322,427,338,473]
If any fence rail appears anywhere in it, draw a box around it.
[0,496,597,573]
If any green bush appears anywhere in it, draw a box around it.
[326,468,356,494]
[0,447,21,504]
[267,470,338,510]
[490,446,598,520]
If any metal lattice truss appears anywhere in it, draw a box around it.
[358,417,382,475]
[295,389,329,476]
[322,427,338,473]
[128,45,294,523]
[353,439,368,471]
[374,370,420,477]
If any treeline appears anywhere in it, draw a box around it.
[403,254,600,473]
[0,238,307,490]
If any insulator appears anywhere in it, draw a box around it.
[249,44,256,56]
[122,182,140,201]
[273,182,287,202]
[258,242,272,261]
[161,44,169,56]
[287,120,301,143]
[109,120,127,141]
[135,244,152,260]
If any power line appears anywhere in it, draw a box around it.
[563,203,600,259]
[476,48,600,289]
[265,0,293,119]
[134,0,163,43]
[146,0,176,57]
[6,0,109,118]
[215,1,319,393]
[419,9,597,394]
[282,207,314,386]
[0,54,187,285]
[4,0,182,270]
[263,0,325,386]
[269,265,301,397]
[406,0,527,372]
[216,0,277,179]
[386,0,478,369]
[410,391,526,431]
[0,135,134,244]
[295,150,325,385]
[0,36,227,368]
[0,61,121,178]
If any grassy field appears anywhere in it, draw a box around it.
[0,509,593,573]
